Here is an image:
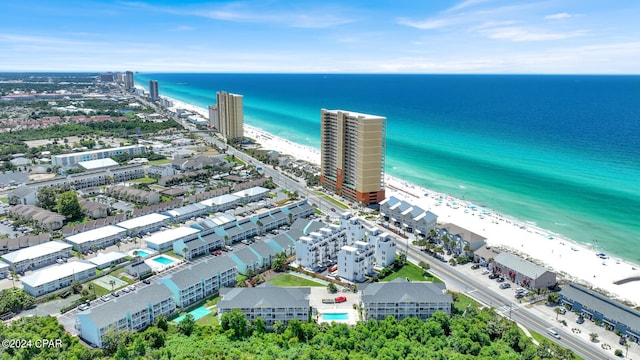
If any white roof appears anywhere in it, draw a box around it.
[231,186,270,198]
[88,251,127,267]
[200,194,239,207]
[21,261,96,287]
[145,227,201,246]
[117,213,170,230]
[2,241,72,264]
[78,158,119,170]
[0,261,9,269]
[65,225,127,245]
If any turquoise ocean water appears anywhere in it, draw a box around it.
[135,74,640,263]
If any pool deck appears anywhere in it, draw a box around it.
[309,287,360,325]
[145,254,182,273]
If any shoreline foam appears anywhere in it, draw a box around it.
[164,95,640,306]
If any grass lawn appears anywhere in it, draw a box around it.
[0,197,7,204]
[269,273,325,287]
[131,176,157,184]
[380,262,442,283]
[225,156,246,165]
[205,296,220,308]
[452,292,480,314]
[148,159,171,165]
[313,191,349,209]
[196,313,219,327]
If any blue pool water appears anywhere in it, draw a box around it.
[152,256,175,265]
[322,313,349,321]
[135,250,149,257]
[173,307,212,323]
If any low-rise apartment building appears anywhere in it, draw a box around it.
[116,213,171,236]
[493,252,557,290]
[64,225,127,252]
[360,280,452,321]
[218,286,310,329]
[77,284,176,348]
[145,226,201,252]
[159,256,237,308]
[52,144,146,167]
[21,261,96,297]
[2,241,72,272]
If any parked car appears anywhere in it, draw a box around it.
[142,279,151,285]
[499,283,511,289]
[78,303,90,311]
[488,273,499,279]
[496,277,505,283]
[471,264,480,270]
[335,296,347,303]
[213,250,222,256]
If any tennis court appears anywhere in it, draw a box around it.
[93,275,128,290]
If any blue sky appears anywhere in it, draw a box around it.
[1,0,638,73]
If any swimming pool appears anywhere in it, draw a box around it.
[136,250,149,257]
[322,313,349,321]
[152,256,175,265]
[173,307,212,323]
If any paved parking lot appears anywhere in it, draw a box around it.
[309,287,359,326]
[455,262,640,359]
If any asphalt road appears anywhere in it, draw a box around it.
[391,232,615,360]
[181,114,616,359]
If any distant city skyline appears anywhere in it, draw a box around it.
[1,0,639,74]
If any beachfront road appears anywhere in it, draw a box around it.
[388,232,615,360]
[192,128,610,358]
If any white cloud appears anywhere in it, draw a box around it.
[396,18,454,30]
[545,12,573,20]
[447,0,493,13]
[480,26,588,41]
[170,25,193,32]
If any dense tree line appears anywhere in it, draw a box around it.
[0,289,35,315]
[0,305,576,359]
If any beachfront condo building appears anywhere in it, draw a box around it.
[149,80,159,101]
[208,104,219,129]
[216,91,243,141]
[320,109,386,205]
[125,71,134,91]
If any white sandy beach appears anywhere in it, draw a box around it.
[168,96,640,306]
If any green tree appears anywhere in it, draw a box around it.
[36,186,58,211]
[253,317,267,336]
[220,309,250,340]
[155,314,168,331]
[55,191,83,220]
[271,251,289,272]
[547,292,561,304]
[178,314,196,336]
[327,283,338,293]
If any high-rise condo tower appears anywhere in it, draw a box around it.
[148,80,159,101]
[320,109,386,206]
[216,91,244,142]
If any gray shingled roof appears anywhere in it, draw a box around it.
[361,279,450,304]
[440,223,486,242]
[494,252,552,279]
[218,285,309,310]
[162,255,236,288]
[561,283,640,333]
[234,247,259,265]
[250,241,275,258]
[288,218,323,239]
[81,284,173,328]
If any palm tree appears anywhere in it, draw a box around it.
[554,307,563,320]
[182,247,189,261]
[589,332,598,342]
[256,220,263,236]
[109,280,116,292]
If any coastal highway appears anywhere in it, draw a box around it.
[389,231,614,360]
[186,123,609,359]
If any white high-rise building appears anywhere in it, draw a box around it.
[338,241,375,282]
[339,212,365,244]
[295,224,345,270]
[208,104,219,129]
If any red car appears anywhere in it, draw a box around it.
[335,296,347,303]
